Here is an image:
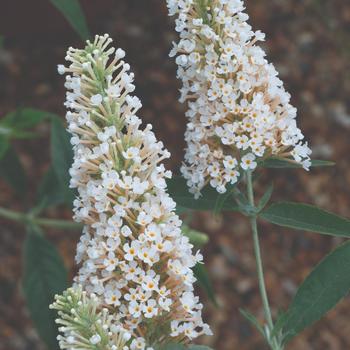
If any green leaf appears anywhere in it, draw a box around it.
[182,225,209,247]
[260,202,350,238]
[257,183,273,211]
[49,0,90,40]
[213,182,238,215]
[167,176,239,212]
[175,205,188,215]
[193,263,218,306]
[282,241,350,342]
[0,135,9,159]
[162,344,186,350]
[260,157,334,169]
[239,309,265,337]
[1,108,50,130]
[51,117,73,191]
[22,225,68,349]
[162,345,213,350]
[0,146,27,195]
[36,166,74,209]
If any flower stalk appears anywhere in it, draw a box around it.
[246,171,282,350]
[0,206,82,230]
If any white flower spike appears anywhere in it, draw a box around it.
[167,0,312,197]
[57,34,211,349]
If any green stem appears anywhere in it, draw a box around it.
[246,171,277,346]
[0,207,82,230]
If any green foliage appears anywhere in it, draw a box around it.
[162,344,214,350]
[22,225,68,349]
[182,225,209,247]
[167,176,239,212]
[1,108,50,130]
[162,344,186,350]
[193,263,218,306]
[0,108,54,195]
[239,309,265,337]
[0,108,51,162]
[280,241,350,343]
[260,157,334,169]
[257,183,273,212]
[50,117,75,205]
[49,0,90,40]
[0,146,27,196]
[36,166,73,209]
[0,135,9,159]
[260,202,350,238]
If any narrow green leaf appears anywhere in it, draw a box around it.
[182,225,209,247]
[239,309,265,337]
[22,225,68,349]
[49,0,90,40]
[162,344,186,350]
[36,166,74,209]
[51,117,73,191]
[260,202,350,238]
[175,205,188,215]
[0,146,27,195]
[260,157,334,169]
[193,263,218,306]
[213,183,238,215]
[0,135,9,159]
[282,241,350,342]
[161,345,213,350]
[1,108,50,130]
[257,183,273,211]
[167,176,239,212]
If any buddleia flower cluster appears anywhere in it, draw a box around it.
[167,0,312,197]
[50,286,131,350]
[56,34,211,349]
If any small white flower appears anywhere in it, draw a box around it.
[123,242,139,261]
[129,300,142,318]
[57,64,66,75]
[122,147,139,159]
[90,334,101,345]
[91,94,103,106]
[241,153,257,170]
[142,299,158,318]
[115,48,126,59]
[130,337,146,350]
[223,155,238,169]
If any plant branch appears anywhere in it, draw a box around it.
[0,206,82,230]
[246,171,280,349]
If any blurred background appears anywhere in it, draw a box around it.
[0,0,350,349]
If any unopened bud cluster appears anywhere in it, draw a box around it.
[50,286,130,350]
[56,34,211,349]
[167,0,312,197]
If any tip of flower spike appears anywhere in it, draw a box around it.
[51,285,130,349]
